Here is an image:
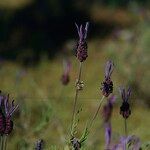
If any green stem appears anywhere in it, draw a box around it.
[71,62,82,136]
[3,136,7,150]
[124,118,127,150]
[1,136,4,150]
[88,96,105,129]
[124,118,127,137]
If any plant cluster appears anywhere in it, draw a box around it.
[0,22,149,150]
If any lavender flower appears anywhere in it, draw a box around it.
[112,135,141,150]
[35,139,44,150]
[119,87,131,119]
[0,92,5,135]
[0,92,18,135]
[127,135,141,150]
[101,60,114,97]
[102,96,115,150]
[75,22,89,62]
[102,95,116,123]
[61,59,71,85]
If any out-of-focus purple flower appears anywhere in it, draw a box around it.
[102,95,116,123]
[127,135,141,150]
[105,122,112,150]
[75,22,89,62]
[0,92,18,135]
[101,60,114,97]
[61,59,71,85]
[119,87,131,119]
[35,139,44,150]
[102,96,115,150]
[112,135,141,150]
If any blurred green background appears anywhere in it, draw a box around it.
[0,0,150,149]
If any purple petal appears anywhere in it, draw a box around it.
[9,104,19,117]
[75,23,80,36]
[127,87,131,101]
[84,22,89,39]
[4,96,9,115]
[105,60,114,79]
[79,25,83,40]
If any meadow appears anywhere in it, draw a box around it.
[0,19,149,149]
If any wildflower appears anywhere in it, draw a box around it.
[112,135,141,150]
[101,60,114,97]
[61,59,71,85]
[102,96,115,149]
[102,95,116,123]
[0,92,18,135]
[0,93,5,135]
[75,22,89,62]
[35,139,44,150]
[119,87,131,119]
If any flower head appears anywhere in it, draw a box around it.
[119,87,131,119]
[101,60,114,97]
[0,92,18,135]
[75,22,89,62]
[61,59,71,85]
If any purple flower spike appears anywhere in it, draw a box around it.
[119,87,131,119]
[75,22,89,62]
[101,61,114,97]
[0,92,18,135]
[61,59,71,85]
[102,95,116,123]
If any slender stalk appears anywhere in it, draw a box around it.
[3,136,7,150]
[71,62,82,135]
[124,118,128,150]
[88,96,105,129]
[1,136,4,150]
[124,118,127,137]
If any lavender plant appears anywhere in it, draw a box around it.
[88,60,114,129]
[70,22,89,149]
[102,95,116,149]
[13,22,148,150]
[119,87,131,137]
[101,60,114,97]
[0,91,18,150]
